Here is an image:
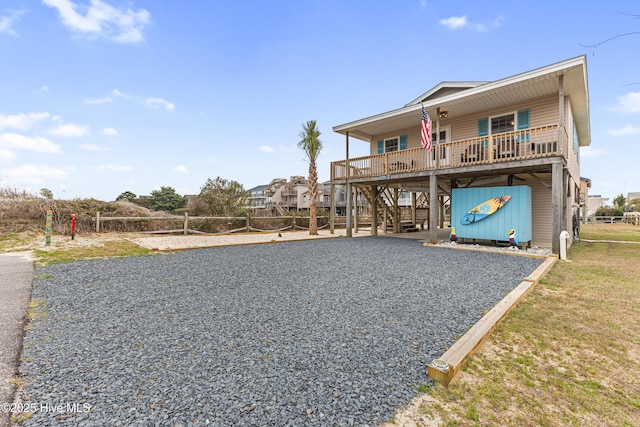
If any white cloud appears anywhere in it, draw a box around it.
[112,89,127,97]
[79,143,109,151]
[580,146,606,158]
[98,164,133,172]
[46,123,90,137]
[439,15,467,29]
[4,164,68,184]
[102,127,118,136]
[85,96,112,104]
[607,124,640,136]
[0,112,51,130]
[260,145,274,153]
[41,85,50,92]
[613,92,640,114]
[0,133,62,153]
[0,9,26,36]
[145,97,175,111]
[0,148,16,160]
[439,14,501,32]
[174,164,188,174]
[43,0,150,43]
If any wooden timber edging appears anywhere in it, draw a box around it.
[427,256,557,385]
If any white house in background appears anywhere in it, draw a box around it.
[587,195,608,217]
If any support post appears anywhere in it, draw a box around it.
[411,192,417,227]
[552,161,563,255]
[559,74,565,155]
[371,185,378,236]
[184,212,188,236]
[346,182,353,236]
[345,131,352,237]
[429,174,438,244]
[45,209,52,246]
[330,183,335,234]
[354,186,359,233]
[96,211,100,233]
[393,187,399,233]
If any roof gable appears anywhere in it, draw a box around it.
[406,81,487,106]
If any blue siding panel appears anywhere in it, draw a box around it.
[451,186,532,242]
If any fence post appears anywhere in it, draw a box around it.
[45,210,52,246]
[184,212,188,236]
[246,213,250,232]
[96,211,100,233]
[292,215,296,230]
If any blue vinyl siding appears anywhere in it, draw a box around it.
[451,185,532,243]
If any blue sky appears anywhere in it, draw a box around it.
[0,1,638,202]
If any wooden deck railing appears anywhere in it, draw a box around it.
[331,125,560,180]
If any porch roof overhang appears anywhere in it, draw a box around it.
[333,56,590,147]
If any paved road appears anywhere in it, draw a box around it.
[0,254,33,427]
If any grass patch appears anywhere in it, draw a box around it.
[580,222,640,242]
[0,231,39,251]
[393,223,640,426]
[34,239,150,265]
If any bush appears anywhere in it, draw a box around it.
[596,206,624,217]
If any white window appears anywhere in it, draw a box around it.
[385,137,399,152]
[491,114,515,134]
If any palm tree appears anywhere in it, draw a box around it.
[298,120,323,235]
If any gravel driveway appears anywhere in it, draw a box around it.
[20,237,544,426]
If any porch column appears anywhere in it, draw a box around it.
[429,173,438,244]
[371,185,378,236]
[345,131,352,237]
[552,160,563,255]
[393,187,400,233]
[346,182,353,237]
[354,186,359,233]
[329,183,335,234]
[411,192,417,227]
[559,74,566,155]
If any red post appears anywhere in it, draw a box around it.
[71,213,76,240]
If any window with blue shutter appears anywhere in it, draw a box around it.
[377,140,384,154]
[478,118,489,147]
[478,118,489,136]
[517,109,530,130]
[399,135,407,150]
[516,109,530,143]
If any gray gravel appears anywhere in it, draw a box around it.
[20,237,544,426]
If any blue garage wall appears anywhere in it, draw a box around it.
[451,185,532,243]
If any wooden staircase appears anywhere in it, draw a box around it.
[359,186,395,230]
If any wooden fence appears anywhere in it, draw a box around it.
[94,212,332,234]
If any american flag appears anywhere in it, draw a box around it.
[420,105,432,151]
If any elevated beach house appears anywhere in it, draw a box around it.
[328,56,590,254]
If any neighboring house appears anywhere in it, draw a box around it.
[329,56,591,254]
[587,195,608,217]
[580,177,591,223]
[247,185,270,211]
[248,178,371,216]
[627,192,640,203]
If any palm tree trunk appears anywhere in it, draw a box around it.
[309,161,318,235]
